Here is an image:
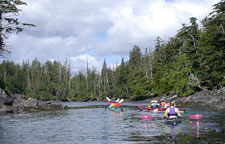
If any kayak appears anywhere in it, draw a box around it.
[108,106,123,111]
[138,106,185,112]
[165,116,181,125]
[106,97,124,112]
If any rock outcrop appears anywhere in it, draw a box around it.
[0,88,65,114]
[176,90,225,111]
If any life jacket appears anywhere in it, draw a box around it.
[111,103,116,107]
[161,102,166,108]
[168,107,177,116]
[151,103,157,108]
[115,102,121,108]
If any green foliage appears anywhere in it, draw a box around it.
[167,54,191,96]
[0,0,35,56]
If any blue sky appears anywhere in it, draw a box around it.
[6,0,220,72]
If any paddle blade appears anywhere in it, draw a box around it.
[106,97,111,101]
[141,115,153,120]
[116,99,120,102]
[190,114,203,120]
[119,99,124,103]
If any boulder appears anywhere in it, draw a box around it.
[0,89,65,114]
[22,98,39,112]
[0,102,7,114]
[176,97,188,105]
[221,94,225,101]
[23,98,38,108]
[176,89,225,110]
[38,101,64,111]
[0,102,14,114]
[215,102,225,110]
[0,95,14,105]
[13,99,26,113]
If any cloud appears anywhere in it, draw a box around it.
[70,54,102,73]
[6,0,220,72]
[8,34,87,62]
[95,0,219,55]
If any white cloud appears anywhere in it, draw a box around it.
[70,54,102,73]
[6,0,220,72]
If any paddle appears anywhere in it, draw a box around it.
[106,97,111,101]
[141,115,153,120]
[118,99,124,111]
[189,114,203,120]
[118,99,124,103]
[116,99,120,102]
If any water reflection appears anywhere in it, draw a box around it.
[190,121,201,138]
[111,111,123,116]
[0,103,224,144]
[165,124,180,140]
[141,121,152,129]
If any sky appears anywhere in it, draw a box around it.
[6,0,220,73]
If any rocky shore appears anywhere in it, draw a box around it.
[144,89,225,111]
[131,88,225,111]
[176,90,225,111]
[1,88,225,114]
[0,89,65,114]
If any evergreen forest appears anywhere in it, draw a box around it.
[0,1,224,101]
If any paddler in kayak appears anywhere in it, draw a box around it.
[160,99,166,109]
[164,101,183,119]
[148,100,160,108]
[164,101,171,109]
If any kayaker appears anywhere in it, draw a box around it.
[108,101,112,106]
[148,100,160,108]
[160,99,166,108]
[115,102,121,108]
[164,101,182,118]
[164,102,171,109]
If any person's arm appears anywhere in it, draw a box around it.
[175,108,182,117]
[164,108,169,118]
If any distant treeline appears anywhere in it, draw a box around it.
[0,1,224,101]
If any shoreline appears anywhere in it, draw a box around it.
[1,89,225,114]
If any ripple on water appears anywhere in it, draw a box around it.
[0,102,225,144]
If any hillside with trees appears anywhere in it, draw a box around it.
[0,1,224,101]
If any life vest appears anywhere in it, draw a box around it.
[151,103,157,108]
[115,102,121,108]
[168,107,177,116]
[111,103,116,107]
[161,102,166,107]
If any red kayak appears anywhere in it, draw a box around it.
[138,106,185,112]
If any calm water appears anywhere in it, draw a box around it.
[0,102,224,144]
